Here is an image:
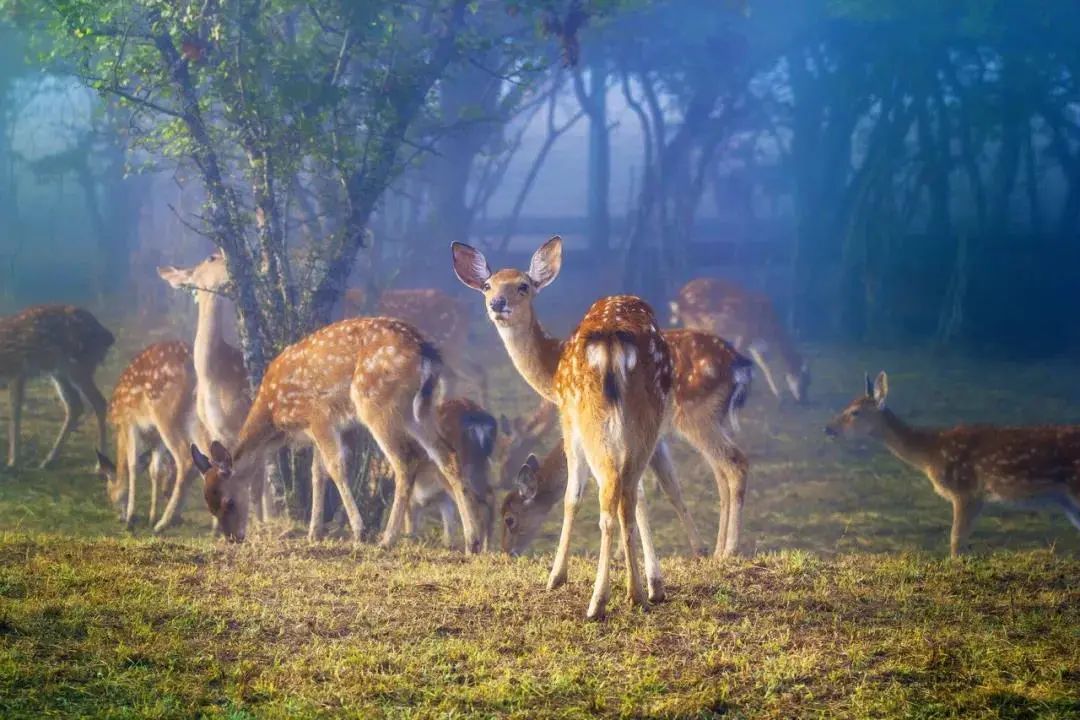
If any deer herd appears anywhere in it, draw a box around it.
[2,237,1078,618]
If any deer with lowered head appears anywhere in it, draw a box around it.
[189,316,490,552]
[826,372,1080,556]
[671,277,808,404]
[454,236,674,619]
[0,304,113,468]
[95,341,206,529]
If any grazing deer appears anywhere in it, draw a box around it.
[343,287,487,403]
[157,252,255,532]
[826,372,1080,556]
[454,236,673,619]
[671,278,808,404]
[95,341,203,528]
[189,317,488,552]
[500,329,754,558]
[0,304,113,468]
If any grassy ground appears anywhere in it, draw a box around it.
[1,325,1079,718]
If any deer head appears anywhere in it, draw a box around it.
[191,441,249,542]
[500,454,547,556]
[825,371,889,439]
[452,236,562,331]
[157,251,230,294]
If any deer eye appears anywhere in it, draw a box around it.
[517,283,529,295]
[482,282,491,292]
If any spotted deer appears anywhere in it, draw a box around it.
[189,317,488,552]
[343,287,487,403]
[501,329,754,558]
[671,278,808,404]
[454,236,673,619]
[157,252,256,531]
[826,372,1080,556]
[0,304,113,468]
[95,341,205,529]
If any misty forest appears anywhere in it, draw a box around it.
[0,1,1078,717]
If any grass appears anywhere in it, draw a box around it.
[1,327,1079,718]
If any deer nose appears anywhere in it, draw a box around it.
[489,297,507,313]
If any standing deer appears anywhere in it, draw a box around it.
[0,304,113,468]
[343,287,487,403]
[157,252,255,532]
[188,317,489,552]
[454,236,673,619]
[95,341,204,529]
[826,372,1080,556]
[500,329,754,558]
[671,278,808,404]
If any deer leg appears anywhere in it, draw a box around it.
[548,433,589,591]
[7,376,25,467]
[748,347,782,400]
[40,376,84,468]
[308,452,328,541]
[720,444,749,557]
[438,495,459,548]
[649,439,707,556]
[69,367,108,460]
[147,446,169,525]
[634,477,665,603]
[124,428,141,530]
[152,421,198,534]
[587,470,622,621]
[310,427,363,544]
[949,496,983,557]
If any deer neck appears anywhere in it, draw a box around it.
[877,409,939,472]
[496,316,562,403]
[193,289,232,381]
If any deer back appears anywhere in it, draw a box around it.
[0,305,114,378]
[108,341,196,426]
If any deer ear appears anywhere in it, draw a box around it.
[191,444,213,475]
[451,242,491,291]
[873,371,889,409]
[157,265,191,289]
[209,441,233,471]
[864,372,873,398]
[515,455,541,503]
[528,236,562,291]
[95,450,116,474]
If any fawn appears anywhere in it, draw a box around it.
[95,341,205,529]
[454,236,673,619]
[501,329,754,558]
[671,277,808,404]
[0,304,113,468]
[343,287,487,403]
[826,372,1080,556]
[157,252,255,531]
[189,317,489,552]
[501,330,756,561]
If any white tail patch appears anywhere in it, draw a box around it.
[586,342,608,371]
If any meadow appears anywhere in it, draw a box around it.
[1,326,1078,718]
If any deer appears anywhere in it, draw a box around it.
[94,341,205,529]
[0,304,113,469]
[826,372,1080,556]
[454,236,674,619]
[188,317,490,552]
[671,277,809,404]
[499,329,753,558]
[343,287,487,403]
[157,252,256,532]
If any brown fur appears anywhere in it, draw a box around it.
[826,372,1080,556]
[190,317,487,552]
[501,329,753,558]
[0,304,113,468]
[672,278,808,403]
[454,237,673,619]
[343,287,487,403]
[98,341,204,529]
